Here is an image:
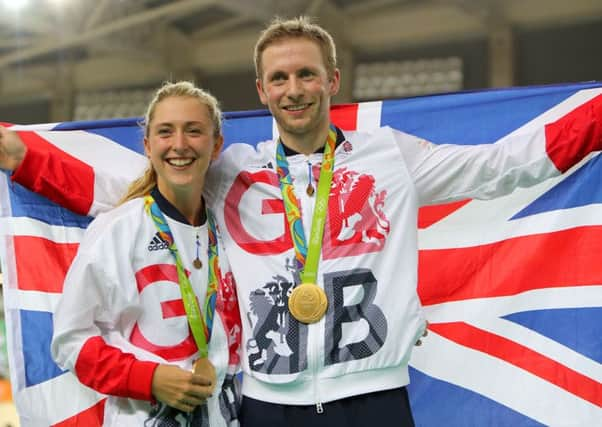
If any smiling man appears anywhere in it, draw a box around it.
[208,16,602,427]
[255,36,340,154]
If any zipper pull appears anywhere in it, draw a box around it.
[316,402,324,414]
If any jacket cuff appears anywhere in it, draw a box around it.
[127,360,159,401]
[11,132,44,189]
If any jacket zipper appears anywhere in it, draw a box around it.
[304,157,324,414]
[309,322,324,414]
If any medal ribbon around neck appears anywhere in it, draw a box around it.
[144,195,219,359]
[276,124,336,285]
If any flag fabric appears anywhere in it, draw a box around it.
[1,82,601,426]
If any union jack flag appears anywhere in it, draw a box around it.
[1,82,601,426]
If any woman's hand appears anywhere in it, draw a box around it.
[151,364,215,413]
[0,126,26,171]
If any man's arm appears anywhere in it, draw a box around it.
[398,93,602,205]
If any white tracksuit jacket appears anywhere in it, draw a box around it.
[50,189,241,426]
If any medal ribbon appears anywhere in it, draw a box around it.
[276,124,337,284]
[144,195,219,359]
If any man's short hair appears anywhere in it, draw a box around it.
[254,16,337,80]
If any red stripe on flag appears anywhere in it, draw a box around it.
[430,322,602,407]
[419,226,602,305]
[14,236,79,293]
[418,199,471,229]
[545,94,602,172]
[12,131,95,216]
[51,398,106,427]
[330,104,358,131]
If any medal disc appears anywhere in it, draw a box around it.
[288,283,328,323]
[192,258,203,269]
[192,357,217,395]
[306,184,315,196]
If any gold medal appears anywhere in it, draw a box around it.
[192,357,216,395]
[192,258,203,269]
[288,283,328,323]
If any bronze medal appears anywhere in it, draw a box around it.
[192,357,217,395]
[192,258,203,269]
[306,183,315,196]
[288,283,328,324]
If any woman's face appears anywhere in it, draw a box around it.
[144,96,223,202]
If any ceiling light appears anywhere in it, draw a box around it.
[2,0,29,11]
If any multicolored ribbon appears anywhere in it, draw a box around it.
[276,124,337,284]
[144,195,219,358]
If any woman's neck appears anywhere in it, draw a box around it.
[157,183,205,226]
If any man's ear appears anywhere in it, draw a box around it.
[256,78,268,106]
[329,68,341,96]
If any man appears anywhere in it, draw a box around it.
[1,16,602,427]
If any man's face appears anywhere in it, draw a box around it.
[256,37,340,140]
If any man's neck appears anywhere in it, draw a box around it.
[278,124,330,155]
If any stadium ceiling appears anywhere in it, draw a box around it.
[0,0,601,101]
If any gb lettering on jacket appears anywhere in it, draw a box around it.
[224,161,391,374]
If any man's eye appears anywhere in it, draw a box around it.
[299,70,314,79]
[188,128,202,134]
[157,128,171,135]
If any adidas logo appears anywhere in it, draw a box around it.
[148,232,169,251]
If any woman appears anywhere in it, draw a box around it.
[50,81,241,426]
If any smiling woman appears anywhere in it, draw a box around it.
[44,81,242,426]
[142,96,223,225]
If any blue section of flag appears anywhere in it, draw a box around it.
[381,82,601,145]
[223,109,273,148]
[8,178,92,228]
[20,310,66,387]
[409,368,546,427]
[512,155,602,219]
[504,307,602,364]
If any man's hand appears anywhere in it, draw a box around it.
[415,321,429,346]
[0,126,26,171]
[151,364,214,413]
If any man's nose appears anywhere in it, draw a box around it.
[286,76,303,98]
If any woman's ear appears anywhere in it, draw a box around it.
[211,135,224,160]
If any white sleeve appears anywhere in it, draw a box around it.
[50,216,132,371]
[392,127,560,205]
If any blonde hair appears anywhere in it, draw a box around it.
[254,16,337,80]
[119,81,222,204]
